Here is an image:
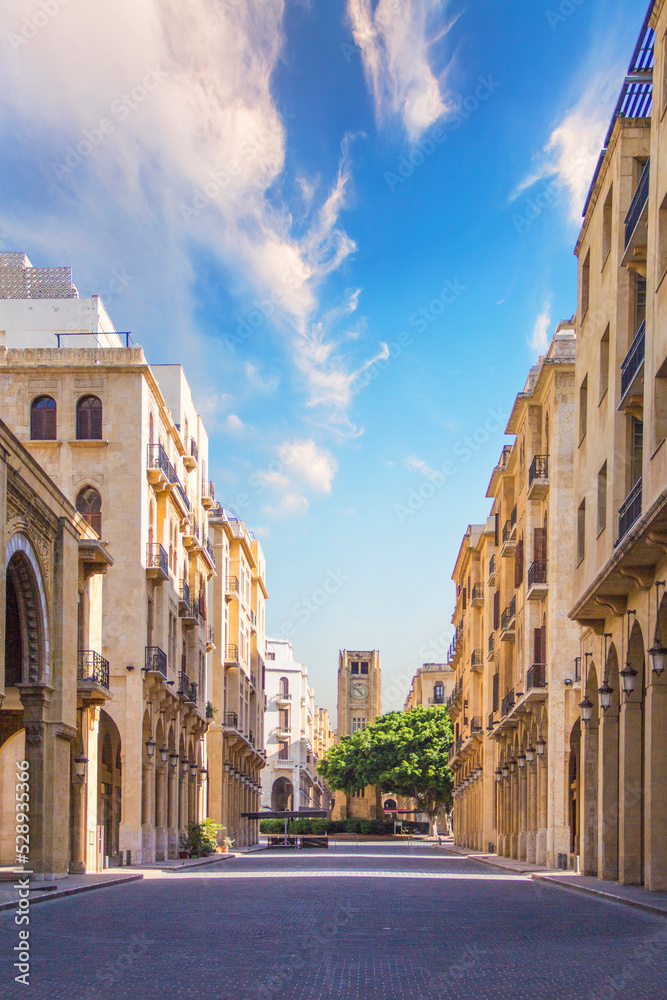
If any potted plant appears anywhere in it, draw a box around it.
[178,833,190,859]
[206,701,217,721]
[217,829,234,854]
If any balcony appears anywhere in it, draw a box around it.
[181,599,200,628]
[77,650,110,691]
[184,438,198,471]
[501,507,517,556]
[202,479,215,509]
[206,625,215,652]
[624,158,650,251]
[500,596,516,641]
[471,649,484,673]
[177,670,189,695]
[469,717,483,736]
[276,691,291,706]
[201,534,216,570]
[146,543,169,582]
[147,445,190,515]
[471,583,484,607]
[224,644,240,664]
[144,646,167,678]
[528,455,549,499]
[184,681,198,706]
[274,758,298,768]
[526,560,548,601]
[526,662,547,695]
[487,712,496,732]
[225,575,239,601]
[488,554,496,587]
[617,478,643,544]
[178,579,190,614]
[619,320,645,409]
[500,688,516,718]
[487,632,495,661]
[250,609,257,630]
[222,711,239,729]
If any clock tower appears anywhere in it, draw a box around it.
[333,650,382,820]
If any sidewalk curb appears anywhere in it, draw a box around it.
[532,874,667,918]
[0,874,143,912]
[435,845,539,876]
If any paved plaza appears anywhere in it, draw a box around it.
[2,843,665,999]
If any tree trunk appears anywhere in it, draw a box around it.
[428,812,438,838]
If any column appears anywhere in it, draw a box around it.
[68,775,87,874]
[579,720,598,876]
[597,708,619,881]
[518,765,528,861]
[154,763,168,861]
[510,771,519,858]
[644,671,667,890]
[526,760,538,864]
[618,700,643,884]
[536,752,549,865]
[167,762,179,859]
[141,759,156,862]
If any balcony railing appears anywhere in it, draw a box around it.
[203,479,215,502]
[146,542,169,578]
[502,520,512,544]
[488,554,496,581]
[529,454,549,487]
[184,681,197,704]
[527,663,547,690]
[207,625,215,646]
[190,438,199,463]
[488,633,495,656]
[471,649,483,669]
[77,650,110,689]
[501,596,516,631]
[620,320,645,400]
[179,579,190,607]
[226,575,239,596]
[147,444,190,510]
[618,478,643,543]
[225,644,239,663]
[624,158,650,248]
[204,535,215,565]
[250,609,257,626]
[501,688,515,718]
[177,670,189,695]
[527,560,547,588]
[222,711,239,729]
[487,712,495,731]
[470,717,483,734]
[145,646,167,678]
[174,482,191,513]
[472,583,484,603]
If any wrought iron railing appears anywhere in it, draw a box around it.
[226,575,239,595]
[203,479,215,501]
[147,445,190,511]
[471,649,483,668]
[190,438,198,463]
[472,583,484,602]
[620,320,645,399]
[501,597,516,631]
[145,646,167,677]
[618,478,642,542]
[488,554,495,580]
[207,625,215,646]
[488,712,495,730]
[501,688,515,718]
[527,663,547,690]
[470,717,483,734]
[77,650,110,689]
[488,633,495,656]
[205,536,215,564]
[527,560,547,588]
[179,579,190,607]
[222,711,239,728]
[146,542,169,577]
[624,158,650,248]
[177,670,189,695]
[225,644,239,662]
[529,454,549,487]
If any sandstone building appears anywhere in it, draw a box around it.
[333,649,382,820]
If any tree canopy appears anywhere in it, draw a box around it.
[317,706,454,834]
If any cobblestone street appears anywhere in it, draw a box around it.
[2,843,665,999]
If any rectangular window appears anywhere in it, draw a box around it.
[350,661,359,674]
[654,356,667,447]
[533,526,547,565]
[599,326,610,401]
[581,249,591,318]
[630,417,643,489]
[493,590,500,630]
[579,376,588,444]
[279,709,289,730]
[597,462,607,534]
[577,500,586,566]
[360,662,369,674]
[492,673,499,713]
[514,537,524,588]
[602,185,613,263]
[278,741,288,759]
[147,596,153,646]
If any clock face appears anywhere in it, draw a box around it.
[351,681,368,700]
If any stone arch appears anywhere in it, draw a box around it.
[5,533,50,684]
[271,777,293,812]
[98,710,122,862]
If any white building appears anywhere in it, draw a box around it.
[262,639,328,812]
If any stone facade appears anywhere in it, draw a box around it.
[403,662,455,711]
[569,1,667,892]
[0,418,112,877]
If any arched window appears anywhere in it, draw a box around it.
[279,676,289,696]
[30,396,57,440]
[76,485,102,536]
[434,681,444,704]
[76,395,103,440]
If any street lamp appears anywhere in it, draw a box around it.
[169,751,179,769]
[181,758,189,775]
[598,681,613,712]
[579,696,593,724]
[475,766,482,778]
[145,736,156,758]
[494,768,502,782]
[649,581,667,676]
[509,758,516,773]
[620,662,637,696]
[190,762,198,778]
[159,745,169,765]
[73,753,88,779]
[224,761,232,773]
[536,736,546,757]
[525,744,535,763]
[501,763,509,779]
[517,752,526,769]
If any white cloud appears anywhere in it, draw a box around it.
[280,439,338,493]
[263,492,310,518]
[347,0,451,140]
[406,453,439,478]
[513,70,621,223]
[0,0,381,431]
[223,413,247,434]
[528,303,552,355]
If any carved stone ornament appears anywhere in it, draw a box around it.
[25,723,44,747]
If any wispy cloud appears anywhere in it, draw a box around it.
[406,453,439,477]
[528,302,551,355]
[258,438,338,520]
[347,0,452,140]
[513,70,621,222]
[0,0,382,433]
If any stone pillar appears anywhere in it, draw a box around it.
[580,723,598,877]
[518,765,528,861]
[597,708,619,881]
[644,672,667,891]
[536,754,548,865]
[618,700,644,884]
[141,759,156,862]
[154,763,168,861]
[527,761,538,864]
[68,774,87,874]
[167,763,179,858]
[179,768,188,840]
[510,771,519,858]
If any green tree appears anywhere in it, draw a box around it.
[317,706,454,837]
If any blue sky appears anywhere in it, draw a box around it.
[0,0,650,716]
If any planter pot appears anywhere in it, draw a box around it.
[179,851,189,859]
[217,846,229,854]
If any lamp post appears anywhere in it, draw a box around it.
[169,751,179,769]
[159,745,169,765]
[649,581,667,676]
[517,752,526,769]
[621,609,638,696]
[494,768,502,782]
[145,736,156,759]
[579,696,593,724]
[525,744,535,763]
[598,681,613,712]
[536,736,546,757]
[181,758,189,776]
[73,753,88,779]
